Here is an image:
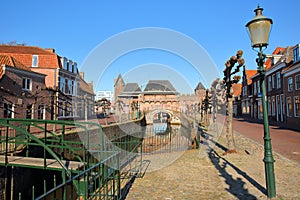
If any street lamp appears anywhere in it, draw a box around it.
[246,5,276,198]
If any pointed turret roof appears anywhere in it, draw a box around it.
[114,73,125,87]
[194,81,206,91]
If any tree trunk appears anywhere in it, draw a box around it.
[226,97,236,152]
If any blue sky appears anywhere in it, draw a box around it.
[2,0,300,94]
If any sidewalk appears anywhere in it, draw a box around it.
[125,126,300,200]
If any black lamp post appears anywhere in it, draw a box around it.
[246,6,276,198]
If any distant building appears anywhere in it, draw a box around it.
[180,81,206,115]
[194,81,206,96]
[114,74,125,106]
[97,90,114,102]
[117,83,142,119]
[141,80,179,112]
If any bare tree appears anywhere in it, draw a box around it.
[223,50,245,153]
[210,78,226,129]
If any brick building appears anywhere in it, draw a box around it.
[282,44,300,130]
[241,66,257,117]
[265,47,293,123]
[140,80,180,112]
[0,45,95,120]
[0,55,52,119]
[238,44,300,131]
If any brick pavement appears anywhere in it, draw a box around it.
[232,117,300,163]
[125,124,300,200]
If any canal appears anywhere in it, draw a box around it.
[140,121,194,172]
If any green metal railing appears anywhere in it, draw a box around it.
[34,151,121,200]
[0,118,145,200]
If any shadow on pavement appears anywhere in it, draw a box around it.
[208,149,267,199]
[120,175,137,200]
[200,125,267,199]
[201,127,268,199]
[208,150,259,199]
[200,128,266,198]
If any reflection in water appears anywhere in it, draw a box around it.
[142,123,191,154]
[153,122,168,134]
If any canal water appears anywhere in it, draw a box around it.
[141,122,194,172]
[142,123,191,154]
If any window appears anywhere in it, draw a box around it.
[26,104,33,119]
[253,81,257,95]
[287,97,292,117]
[271,96,275,116]
[276,72,281,89]
[258,99,263,119]
[271,57,275,65]
[38,105,45,119]
[268,97,271,116]
[62,57,68,70]
[32,55,38,67]
[59,77,65,92]
[288,77,293,92]
[73,63,77,74]
[66,103,72,116]
[280,94,285,115]
[3,102,13,118]
[272,74,276,89]
[58,100,65,117]
[257,80,260,94]
[22,78,32,91]
[294,96,300,117]
[276,95,281,117]
[268,76,272,91]
[243,86,247,96]
[293,46,299,62]
[296,74,300,90]
[65,79,69,94]
[71,80,77,95]
[68,60,72,72]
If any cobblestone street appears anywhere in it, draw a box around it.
[125,125,300,200]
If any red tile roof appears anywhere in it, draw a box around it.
[265,47,285,69]
[245,70,257,84]
[0,54,30,71]
[0,54,33,79]
[0,45,61,69]
[232,83,242,97]
[0,45,54,55]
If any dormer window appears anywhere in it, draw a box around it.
[61,57,68,70]
[294,46,299,62]
[32,55,38,67]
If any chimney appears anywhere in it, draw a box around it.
[79,72,84,79]
[45,48,55,53]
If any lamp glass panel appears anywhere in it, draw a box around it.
[247,20,271,48]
